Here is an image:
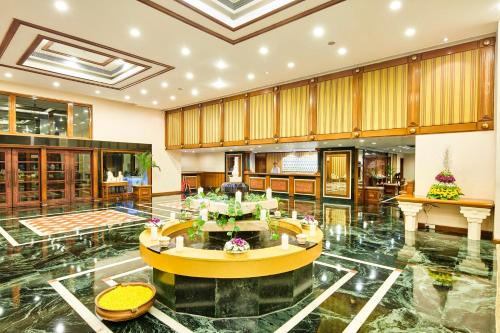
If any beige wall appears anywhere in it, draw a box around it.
[403,154,415,181]
[181,152,225,172]
[0,81,181,194]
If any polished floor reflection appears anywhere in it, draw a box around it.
[0,195,495,332]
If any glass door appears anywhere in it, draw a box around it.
[0,149,12,208]
[46,150,70,204]
[12,149,40,207]
[71,151,92,201]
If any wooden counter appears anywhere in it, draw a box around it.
[244,172,320,200]
[397,194,494,209]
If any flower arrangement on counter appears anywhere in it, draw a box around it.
[300,215,318,229]
[426,149,463,201]
[223,237,250,254]
[145,217,162,228]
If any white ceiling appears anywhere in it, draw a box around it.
[0,0,498,110]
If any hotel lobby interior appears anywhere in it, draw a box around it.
[0,0,498,332]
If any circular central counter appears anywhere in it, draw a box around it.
[139,219,323,317]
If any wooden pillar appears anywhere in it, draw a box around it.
[289,176,295,197]
[308,78,318,137]
[265,175,271,189]
[40,147,47,205]
[478,37,495,130]
[67,103,74,137]
[273,86,280,141]
[407,54,421,134]
[353,148,359,204]
[315,175,321,201]
[92,149,99,200]
[8,94,15,133]
[352,68,363,137]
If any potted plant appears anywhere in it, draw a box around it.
[136,152,161,185]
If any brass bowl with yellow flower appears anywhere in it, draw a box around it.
[95,282,156,322]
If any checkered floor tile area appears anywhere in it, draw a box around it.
[158,201,187,210]
[19,210,145,236]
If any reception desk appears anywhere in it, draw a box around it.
[244,172,320,200]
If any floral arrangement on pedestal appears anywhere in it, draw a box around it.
[427,149,463,200]
[223,238,250,254]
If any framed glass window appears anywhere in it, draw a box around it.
[0,94,9,132]
[323,150,352,199]
[16,96,68,136]
[73,104,91,138]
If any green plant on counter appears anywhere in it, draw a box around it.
[245,193,266,202]
[253,203,279,241]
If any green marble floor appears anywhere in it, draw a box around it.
[0,195,495,333]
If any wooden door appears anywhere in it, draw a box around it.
[0,149,12,208]
[12,149,41,207]
[46,150,71,205]
[70,151,93,202]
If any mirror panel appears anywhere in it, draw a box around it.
[323,150,351,199]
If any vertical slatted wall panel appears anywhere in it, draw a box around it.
[280,85,309,137]
[420,49,479,126]
[166,111,182,147]
[362,64,408,131]
[223,98,245,141]
[183,108,200,145]
[317,76,353,134]
[202,104,220,144]
[249,93,273,140]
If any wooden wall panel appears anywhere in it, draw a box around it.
[280,85,309,137]
[200,172,225,189]
[201,104,221,144]
[224,98,245,141]
[362,64,408,131]
[420,49,479,126]
[317,76,353,134]
[249,93,273,140]
[166,111,182,147]
[183,108,200,145]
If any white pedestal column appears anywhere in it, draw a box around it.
[398,202,423,232]
[459,207,491,241]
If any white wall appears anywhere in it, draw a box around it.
[415,131,496,199]
[495,21,500,240]
[181,152,225,172]
[0,81,181,193]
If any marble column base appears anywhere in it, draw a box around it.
[153,264,313,318]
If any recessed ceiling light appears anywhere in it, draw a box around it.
[54,0,69,12]
[287,62,295,69]
[247,73,255,80]
[140,88,147,95]
[359,139,365,143]
[389,1,402,11]
[191,88,199,96]
[129,27,141,38]
[161,81,168,88]
[52,81,60,88]
[443,37,449,42]
[371,142,377,145]
[215,60,228,70]
[124,95,130,100]
[211,78,227,89]
[95,90,100,94]
[404,27,416,37]
[313,26,325,38]
[170,95,176,101]
[152,100,158,105]
[259,46,269,55]
[116,58,125,65]
[186,72,194,80]
[4,72,12,78]
[181,47,191,56]
[265,71,269,75]
[337,47,347,55]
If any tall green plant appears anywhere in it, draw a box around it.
[136,152,161,178]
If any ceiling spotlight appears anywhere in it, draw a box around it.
[371,142,377,145]
[191,88,199,96]
[54,0,69,12]
[52,81,60,88]
[313,26,325,38]
[170,95,176,101]
[211,78,227,89]
[95,90,100,94]
[259,46,269,55]
[359,139,365,143]
[389,0,402,11]
[181,47,191,56]
[215,59,228,70]
[152,100,158,105]
[140,88,147,95]
[404,27,416,37]
[337,47,347,55]
[287,62,295,69]
[129,27,141,38]
[161,81,168,88]
[443,37,449,42]
[247,73,255,80]
[186,72,194,80]
[4,72,12,78]
[124,95,130,100]
[264,71,269,75]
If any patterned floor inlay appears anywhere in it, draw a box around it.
[19,209,145,236]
